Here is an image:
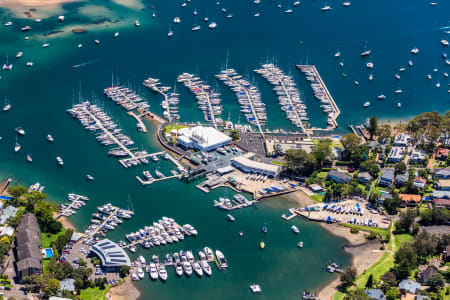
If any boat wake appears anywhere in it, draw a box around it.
[72,59,100,69]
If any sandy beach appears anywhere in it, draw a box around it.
[316,223,383,300]
[107,277,141,300]
[281,189,316,207]
[0,0,77,6]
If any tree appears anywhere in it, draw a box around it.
[312,139,333,167]
[343,289,369,300]
[368,116,378,140]
[229,130,240,141]
[381,271,397,292]
[395,208,416,233]
[365,274,374,288]
[341,134,361,160]
[285,149,316,175]
[340,267,357,288]
[120,266,130,278]
[386,287,400,300]
[383,193,402,215]
[395,162,407,175]
[427,273,444,292]
[394,242,418,279]
[7,185,28,201]
[44,278,60,297]
[361,161,380,178]
[413,231,438,259]
[377,124,392,141]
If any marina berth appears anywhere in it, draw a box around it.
[104,86,149,111]
[177,73,223,128]
[254,64,309,135]
[215,68,266,137]
[57,193,89,217]
[143,77,180,122]
[297,65,340,131]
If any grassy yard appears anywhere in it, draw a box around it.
[317,172,328,180]
[311,194,324,203]
[271,160,287,166]
[340,223,389,240]
[40,227,66,249]
[79,286,110,300]
[163,124,187,134]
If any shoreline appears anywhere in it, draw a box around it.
[316,223,383,300]
[107,276,141,300]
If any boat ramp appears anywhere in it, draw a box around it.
[177,72,223,128]
[215,69,266,138]
[297,65,340,132]
[143,77,180,123]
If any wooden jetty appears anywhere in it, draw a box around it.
[88,207,120,238]
[128,111,147,133]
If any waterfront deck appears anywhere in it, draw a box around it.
[143,78,180,123]
[128,111,147,133]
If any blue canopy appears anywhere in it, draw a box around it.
[0,196,11,200]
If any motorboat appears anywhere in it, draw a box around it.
[297,241,304,248]
[27,155,32,163]
[215,250,228,268]
[342,1,351,6]
[363,101,370,107]
[138,255,146,265]
[260,241,265,249]
[175,263,183,276]
[250,284,262,294]
[173,17,181,23]
[168,30,174,37]
[226,214,235,222]
[208,22,217,29]
[47,134,54,142]
[192,262,203,276]
[397,102,402,108]
[366,62,374,69]
[200,260,212,276]
[410,47,419,54]
[291,225,300,234]
[95,39,100,45]
[15,127,25,135]
[192,25,201,31]
[16,52,23,58]
[204,247,214,260]
[131,272,139,281]
[149,263,158,280]
[114,32,119,37]
[360,50,371,56]
[182,261,193,276]
[42,43,50,48]
[135,20,140,27]
[321,5,332,11]
[26,62,33,67]
[56,156,64,166]
[334,51,341,58]
[137,267,145,279]
[3,102,11,112]
[377,95,386,100]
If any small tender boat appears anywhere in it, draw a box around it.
[27,155,32,163]
[47,134,54,142]
[363,101,370,108]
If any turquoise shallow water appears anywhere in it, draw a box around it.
[0,0,449,298]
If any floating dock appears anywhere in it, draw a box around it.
[177,73,222,128]
[255,64,309,136]
[143,77,180,123]
[56,193,89,219]
[215,69,266,138]
[297,65,340,131]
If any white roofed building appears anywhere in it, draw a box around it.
[177,126,232,152]
[231,152,281,177]
[90,239,131,271]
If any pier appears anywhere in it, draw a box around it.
[127,111,147,133]
[215,69,266,138]
[122,221,187,249]
[143,77,180,123]
[177,73,222,128]
[255,64,310,136]
[297,65,340,132]
[88,207,120,238]
[56,193,88,219]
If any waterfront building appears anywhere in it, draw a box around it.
[387,147,406,163]
[358,172,372,183]
[395,172,409,187]
[393,134,410,147]
[90,239,131,271]
[409,148,426,164]
[326,170,352,184]
[177,126,232,152]
[231,152,281,177]
[14,213,42,281]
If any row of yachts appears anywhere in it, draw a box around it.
[131,247,227,281]
[84,203,134,237]
[121,217,197,252]
[58,193,89,217]
[104,86,150,112]
[143,77,180,121]
[255,64,308,131]
[216,68,267,127]
[177,73,223,126]
[298,65,339,129]
[214,194,254,211]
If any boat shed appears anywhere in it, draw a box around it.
[231,152,281,177]
[217,165,234,175]
[90,239,131,271]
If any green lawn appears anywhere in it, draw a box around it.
[40,227,66,249]
[317,172,328,180]
[340,223,389,239]
[79,286,110,300]
[311,194,324,202]
[163,124,187,134]
[271,160,287,166]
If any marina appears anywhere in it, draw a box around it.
[254,64,309,136]
[214,194,257,211]
[215,69,266,138]
[130,247,227,281]
[143,77,180,122]
[120,217,196,252]
[84,203,134,239]
[177,73,223,128]
[56,193,89,218]
[297,65,341,131]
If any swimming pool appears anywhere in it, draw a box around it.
[42,248,54,259]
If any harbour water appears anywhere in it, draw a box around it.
[0,0,448,298]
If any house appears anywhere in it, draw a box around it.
[326,170,352,184]
[433,169,450,180]
[308,184,323,193]
[0,205,19,225]
[413,177,426,189]
[395,172,409,187]
[418,258,439,283]
[14,213,42,281]
[388,147,406,163]
[409,149,426,164]
[60,278,75,292]
[364,289,386,300]
[358,172,373,183]
[436,148,449,161]
[433,198,450,208]
[435,179,450,191]
[379,169,395,187]
[398,279,421,294]
[399,194,421,207]
[394,134,410,147]
[431,190,450,199]
[379,192,393,205]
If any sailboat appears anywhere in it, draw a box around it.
[14,137,21,153]
[27,154,33,163]
[3,98,11,112]
[2,56,13,70]
[168,25,174,37]
[192,17,200,31]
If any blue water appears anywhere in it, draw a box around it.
[0,0,448,299]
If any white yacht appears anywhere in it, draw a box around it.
[369,74,373,81]
[408,60,413,66]
[250,284,262,294]
[114,32,119,37]
[215,250,228,268]
[14,140,21,153]
[15,127,25,135]
[394,89,403,94]
[168,30,174,37]
[158,264,168,281]
[441,39,449,46]
[26,62,33,67]
[363,101,371,108]
[149,263,158,280]
[47,134,54,142]
[3,101,11,112]
[4,21,12,26]
[342,1,351,6]
[94,39,100,45]
[284,9,293,14]
[366,62,374,69]
[131,273,139,281]
[293,1,301,5]
[58,15,65,22]
[397,102,402,108]
[395,74,400,80]
[138,255,146,265]
[209,22,217,29]
[377,95,386,100]
[27,154,32,163]
[321,6,332,11]
[86,174,95,181]
[183,261,193,276]
[334,51,341,58]
[360,50,371,56]
[192,25,201,31]
[78,44,82,48]
[254,13,260,17]
[175,263,183,276]
[16,52,23,58]
[173,17,181,23]
[137,267,145,279]
[200,260,212,276]
[56,156,64,166]
[297,241,304,248]
[192,262,203,276]
[135,20,140,27]
[204,247,214,260]
[291,225,300,234]
[42,43,50,48]
[410,47,419,54]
